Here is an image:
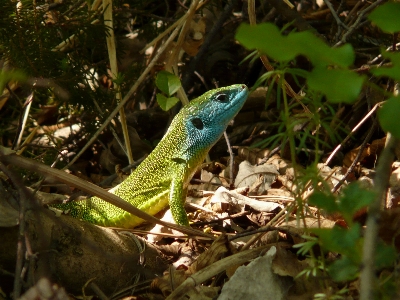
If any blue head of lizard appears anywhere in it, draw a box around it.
[175,84,249,160]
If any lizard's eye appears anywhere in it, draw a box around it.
[215,93,228,102]
[191,118,204,130]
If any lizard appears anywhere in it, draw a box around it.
[52,84,249,228]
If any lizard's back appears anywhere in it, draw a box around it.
[51,84,249,228]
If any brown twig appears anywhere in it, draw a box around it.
[335,0,386,46]
[331,119,377,193]
[63,21,182,170]
[223,131,235,186]
[247,0,311,114]
[181,0,238,90]
[325,103,382,166]
[360,134,398,299]
[0,149,213,239]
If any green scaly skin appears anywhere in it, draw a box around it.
[53,84,249,228]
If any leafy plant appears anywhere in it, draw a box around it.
[235,0,400,294]
[155,70,181,111]
[236,22,364,104]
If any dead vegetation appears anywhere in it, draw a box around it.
[1,0,400,299]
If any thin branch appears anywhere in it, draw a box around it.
[325,103,381,166]
[335,0,386,46]
[63,23,182,169]
[0,148,213,239]
[323,0,349,30]
[360,133,398,299]
[331,119,377,193]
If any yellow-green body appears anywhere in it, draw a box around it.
[53,84,248,228]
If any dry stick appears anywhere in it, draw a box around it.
[223,131,235,186]
[63,24,182,170]
[241,207,287,250]
[361,82,400,298]
[336,0,347,17]
[323,0,349,30]
[103,0,134,166]
[165,244,278,300]
[266,0,317,33]
[165,0,202,106]
[65,2,206,169]
[165,0,200,71]
[257,101,320,165]
[91,0,102,11]
[14,93,33,150]
[140,0,207,55]
[331,119,377,193]
[243,148,341,249]
[181,0,237,90]
[370,43,400,64]
[52,0,103,51]
[248,0,311,114]
[335,0,386,46]
[0,150,213,239]
[344,0,362,24]
[360,133,398,300]
[324,103,381,166]
[229,225,303,242]
[16,126,40,156]
[139,16,185,54]
[238,1,306,250]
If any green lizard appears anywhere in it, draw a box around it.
[53,84,248,228]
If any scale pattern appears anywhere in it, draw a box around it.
[52,84,249,228]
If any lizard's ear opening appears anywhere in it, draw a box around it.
[191,118,204,130]
[215,93,228,102]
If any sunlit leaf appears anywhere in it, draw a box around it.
[368,2,400,33]
[328,257,359,282]
[312,224,362,260]
[371,51,400,81]
[338,183,375,224]
[236,23,354,67]
[307,68,364,103]
[378,96,400,139]
[156,94,179,111]
[155,71,181,96]
[309,191,338,213]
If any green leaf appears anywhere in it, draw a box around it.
[293,235,318,256]
[289,31,354,67]
[308,191,338,213]
[156,94,179,111]
[312,224,362,260]
[373,67,400,81]
[375,242,397,269]
[328,256,359,282]
[371,51,400,81]
[307,67,364,103]
[155,71,181,97]
[368,2,400,33]
[236,23,296,62]
[235,23,355,67]
[378,96,400,139]
[338,183,375,224]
